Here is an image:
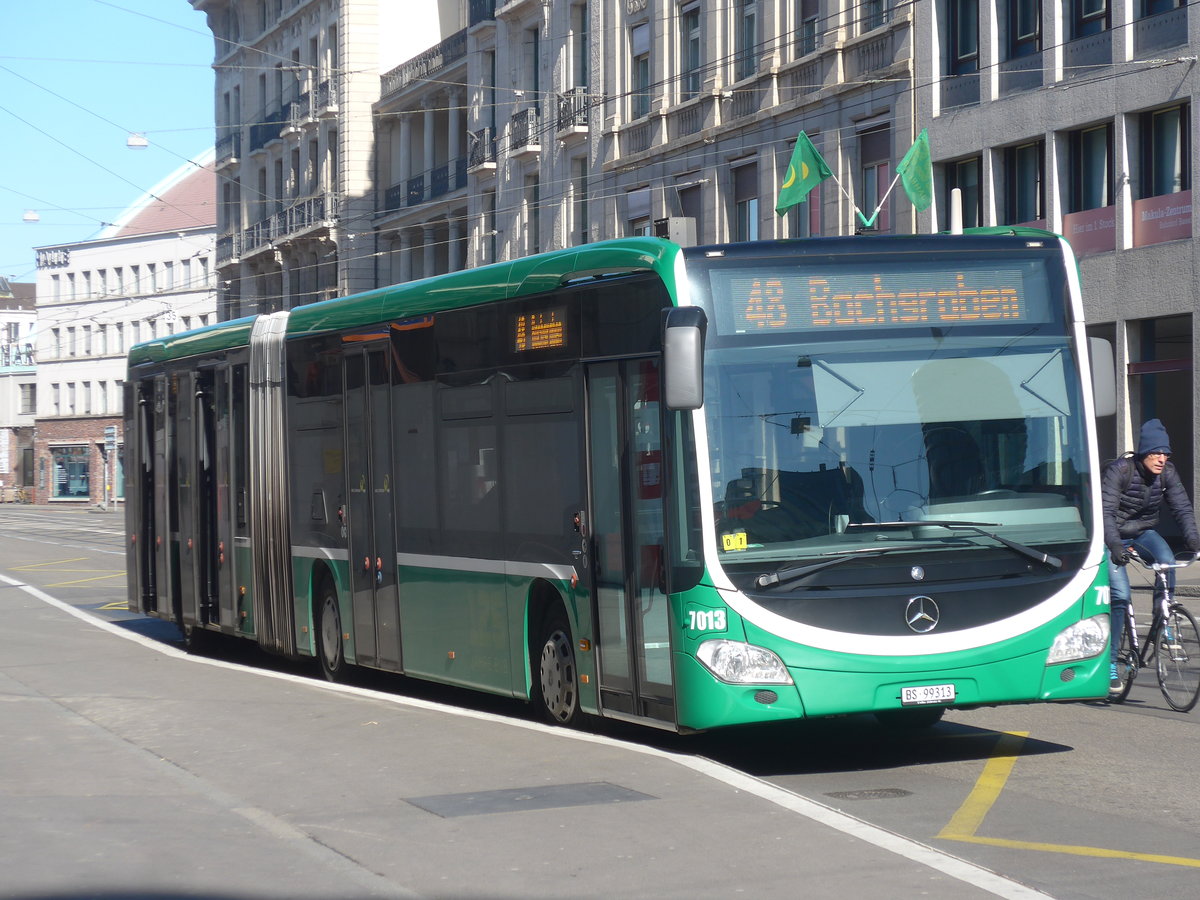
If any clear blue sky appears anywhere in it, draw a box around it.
[1,0,214,283]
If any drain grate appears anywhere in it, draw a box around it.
[406,781,655,818]
[824,788,913,801]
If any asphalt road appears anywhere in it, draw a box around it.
[2,504,1198,899]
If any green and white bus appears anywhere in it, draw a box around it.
[126,232,1113,732]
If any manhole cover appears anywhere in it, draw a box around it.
[406,781,655,818]
[824,788,913,801]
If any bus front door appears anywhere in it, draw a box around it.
[586,360,676,725]
[344,347,402,670]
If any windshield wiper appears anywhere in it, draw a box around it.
[845,520,1062,570]
[754,544,945,590]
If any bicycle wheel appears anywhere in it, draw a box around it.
[1112,615,1137,702]
[1156,604,1200,712]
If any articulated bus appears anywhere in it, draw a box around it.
[126,232,1113,732]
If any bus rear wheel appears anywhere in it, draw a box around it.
[317,585,345,682]
[533,614,578,726]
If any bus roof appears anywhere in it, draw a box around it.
[127,237,680,367]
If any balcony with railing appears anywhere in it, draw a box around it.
[216,130,242,168]
[510,107,541,159]
[239,195,334,257]
[282,91,315,134]
[468,127,497,170]
[314,78,338,116]
[382,159,468,213]
[557,87,590,140]
[249,107,286,154]
[381,29,467,98]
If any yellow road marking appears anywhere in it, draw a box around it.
[940,730,1200,868]
[11,557,90,570]
[45,573,125,588]
[97,601,130,610]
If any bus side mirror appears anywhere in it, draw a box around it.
[663,307,707,410]
[1089,337,1116,417]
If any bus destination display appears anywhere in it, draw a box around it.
[715,267,1037,335]
[513,307,567,352]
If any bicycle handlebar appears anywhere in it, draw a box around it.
[1126,547,1200,572]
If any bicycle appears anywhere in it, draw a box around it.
[1110,548,1200,712]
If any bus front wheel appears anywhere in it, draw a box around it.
[317,585,345,682]
[533,614,578,726]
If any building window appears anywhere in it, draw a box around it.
[1140,104,1189,199]
[798,0,819,56]
[1142,0,1182,15]
[483,189,497,263]
[1008,0,1040,57]
[571,3,589,88]
[1071,0,1109,38]
[679,182,703,241]
[735,0,758,81]
[51,445,90,499]
[945,156,982,228]
[788,181,822,237]
[863,0,889,32]
[19,384,35,415]
[681,3,702,100]
[733,163,759,241]
[627,186,651,236]
[527,24,542,95]
[949,0,979,74]
[631,23,651,118]
[524,174,540,256]
[572,157,589,245]
[1069,122,1113,212]
[1005,141,1045,224]
[859,126,891,232]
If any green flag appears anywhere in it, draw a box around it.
[775,131,831,216]
[897,129,933,212]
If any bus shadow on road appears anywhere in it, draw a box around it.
[615,714,1073,778]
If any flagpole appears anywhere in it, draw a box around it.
[858,169,905,228]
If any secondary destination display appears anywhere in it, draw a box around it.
[513,307,567,351]
[709,263,1048,335]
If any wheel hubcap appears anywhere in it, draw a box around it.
[321,598,341,667]
[539,629,577,722]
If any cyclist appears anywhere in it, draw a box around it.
[1102,418,1200,694]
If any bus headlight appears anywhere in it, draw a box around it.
[696,640,793,684]
[1046,615,1110,665]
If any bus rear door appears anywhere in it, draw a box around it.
[344,345,402,670]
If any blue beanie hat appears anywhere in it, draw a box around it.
[1137,418,1172,456]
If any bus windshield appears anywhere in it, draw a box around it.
[688,244,1092,569]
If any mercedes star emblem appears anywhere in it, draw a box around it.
[905,596,940,633]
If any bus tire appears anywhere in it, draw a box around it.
[317,583,345,682]
[533,613,579,726]
[874,706,945,729]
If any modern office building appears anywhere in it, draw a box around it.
[914,0,1198,515]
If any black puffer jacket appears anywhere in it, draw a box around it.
[1101,455,1200,555]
